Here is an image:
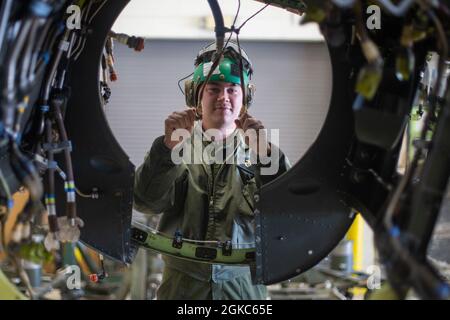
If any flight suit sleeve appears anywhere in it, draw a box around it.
[133,135,186,214]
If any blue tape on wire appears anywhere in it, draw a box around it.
[389,225,400,238]
[58,22,66,34]
[41,105,49,113]
[30,0,52,18]
[352,94,365,111]
[438,283,450,299]
[41,52,50,65]
[7,199,14,209]
[47,160,57,169]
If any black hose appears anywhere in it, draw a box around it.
[28,19,52,84]
[45,118,58,233]
[20,19,40,92]
[207,0,225,53]
[50,92,77,226]
[43,30,70,105]
[195,0,227,111]
[3,20,32,131]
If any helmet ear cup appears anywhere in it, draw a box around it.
[184,79,196,107]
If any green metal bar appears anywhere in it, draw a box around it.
[131,226,255,265]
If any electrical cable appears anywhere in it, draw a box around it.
[19,19,40,92]
[45,119,59,235]
[378,2,450,299]
[196,0,266,111]
[177,72,193,96]
[0,0,13,55]
[3,20,32,131]
[88,0,107,25]
[375,0,417,17]
[237,2,270,30]
[28,19,52,84]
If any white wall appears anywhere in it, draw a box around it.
[112,0,323,41]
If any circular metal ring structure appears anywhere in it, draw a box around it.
[63,0,360,283]
[2,1,448,297]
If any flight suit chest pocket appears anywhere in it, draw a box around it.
[237,165,258,215]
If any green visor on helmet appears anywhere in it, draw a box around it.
[193,57,250,87]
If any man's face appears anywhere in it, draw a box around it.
[200,81,243,129]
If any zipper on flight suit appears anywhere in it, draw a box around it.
[204,135,240,239]
[209,164,223,208]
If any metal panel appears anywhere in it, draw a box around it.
[56,0,134,264]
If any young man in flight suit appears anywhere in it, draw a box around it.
[134,42,290,300]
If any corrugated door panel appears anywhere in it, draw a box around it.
[105,40,332,167]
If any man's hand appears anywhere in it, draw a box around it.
[235,113,271,158]
[164,108,197,150]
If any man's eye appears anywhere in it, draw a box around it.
[207,88,220,94]
[227,88,238,94]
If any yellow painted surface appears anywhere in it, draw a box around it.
[0,189,30,262]
[74,246,91,275]
[347,214,364,271]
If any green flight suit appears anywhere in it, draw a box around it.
[134,122,290,300]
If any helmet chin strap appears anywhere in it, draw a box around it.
[194,104,202,120]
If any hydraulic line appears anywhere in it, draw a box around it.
[195,0,229,116]
[51,30,78,227]
[28,19,52,84]
[45,119,59,236]
[378,3,450,299]
[207,0,225,53]
[3,20,32,132]
[42,30,70,106]
[50,92,77,226]
[19,19,40,92]
[1,17,43,202]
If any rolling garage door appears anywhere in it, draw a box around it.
[105,39,332,168]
